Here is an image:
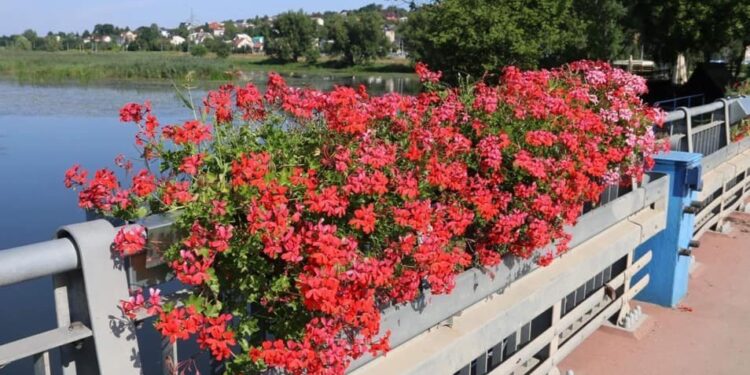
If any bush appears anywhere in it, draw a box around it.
[64,61,667,374]
[212,42,232,59]
[190,44,208,57]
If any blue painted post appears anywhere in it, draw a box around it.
[634,151,702,307]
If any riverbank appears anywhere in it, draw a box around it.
[0,51,414,83]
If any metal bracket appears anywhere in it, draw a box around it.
[57,220,141,375]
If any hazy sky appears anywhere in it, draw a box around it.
[1,0,397,35]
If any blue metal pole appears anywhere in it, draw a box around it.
[634,151,702,307]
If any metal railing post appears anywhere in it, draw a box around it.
[677,107,693,152]
[56,220,141,375]
[719,98,731,148]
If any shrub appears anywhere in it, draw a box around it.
[64,61,667,374]
[190,44,208,57]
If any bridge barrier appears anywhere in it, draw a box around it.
[658,96,750,238]
[1,96,750,375]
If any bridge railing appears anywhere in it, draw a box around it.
[657,96,750,238]
[654,94,705,112]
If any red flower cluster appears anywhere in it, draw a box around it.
[113,225,147,256]
[66,61,667,374]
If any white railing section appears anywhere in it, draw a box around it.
[659,96,750,238]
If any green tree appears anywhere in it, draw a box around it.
[572,0,627,61]
[224,21,239,40]
[21,29,38,49]
[13,35,32,51]
[266,10,317,62]
[133,23,162,51]
[42,33,61,51]
[628,0,750,77]
[207,38,232,58]
[176,23,190,39]
[93,24,116,37]
[400,0,587,79]
[191,44,209,57]
[327,11,389,66]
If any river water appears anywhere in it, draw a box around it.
[0,74,417,374]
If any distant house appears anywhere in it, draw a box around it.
[209,22,225,37]
[170,35,186,46]
[252,36,264,53]
[189,30,214,44]
[384,29,396,44]
[398,16,408,23]
[233,34,253,50]
[119,31,137,45]
[312,17,325,27]
[160,29,171,38]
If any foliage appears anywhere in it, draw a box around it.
[628,0,750,75]
[190,45,209,57]
[133,24,164,51]
[65,61,666,373]
[0,51,412,83]
[731,119,750,142]
[326,11,390,66]
[400,0,588,80]
[266,11,318,63]
[12,36,32,51]
[207,39,232,59]
[572,0,628,61]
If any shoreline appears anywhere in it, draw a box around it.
[0,50,415,84]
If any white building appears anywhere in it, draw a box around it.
[170,35,186,46]
[312,17,325,27]
[384,29,396,44]
[233,34,253,50]
[188,30,214,44]
[120,31,137,44]
[209,22,225,37]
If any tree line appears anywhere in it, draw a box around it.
[2,1,749,75]
[401,0,750,79]
[0,4,405,67]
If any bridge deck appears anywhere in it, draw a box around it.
[560,211,750,375]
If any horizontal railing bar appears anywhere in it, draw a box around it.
[685,101,724,116]
[0,238,79,287]
[0,322,92,366]
[691,120,725,134]
[665,110,686,122]
[525,275,650,375]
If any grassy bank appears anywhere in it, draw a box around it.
[0,51,414,83]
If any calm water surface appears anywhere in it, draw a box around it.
[0,75,417,374]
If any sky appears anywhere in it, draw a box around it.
[0,0,397,36]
